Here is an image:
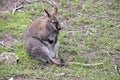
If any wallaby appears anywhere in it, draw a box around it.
[24,7,64,66]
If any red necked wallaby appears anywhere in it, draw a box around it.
[24,7,64,66]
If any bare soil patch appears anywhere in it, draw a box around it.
[0,0,26,11]
[0,34,19,51]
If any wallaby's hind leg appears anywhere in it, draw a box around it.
[30,47,53,64]
[25,37,63,65]
[26,38,53,63]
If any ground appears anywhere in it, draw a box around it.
[0,0,120,80]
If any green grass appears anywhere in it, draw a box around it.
[0,0,120,80]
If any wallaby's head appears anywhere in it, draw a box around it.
[44,7,61,31]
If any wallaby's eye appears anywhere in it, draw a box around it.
[51,20,57,24]
[51,20,61,31]
[51,20,59,25]
[51,20,55,23]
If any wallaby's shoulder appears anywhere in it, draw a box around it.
[25,18,49,38]
[30,18,49,30]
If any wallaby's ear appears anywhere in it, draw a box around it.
[44,9,51,17]
[51,7,58,16]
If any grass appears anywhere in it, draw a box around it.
[0,0,120,80]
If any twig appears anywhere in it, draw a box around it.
[41,0,54,7]
[25,0,55,7]
[66,62,103,67]
[12,3,23,15]
[55,73,65,76]
[116,24,120,27]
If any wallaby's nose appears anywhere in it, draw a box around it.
[48,39,54,44]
